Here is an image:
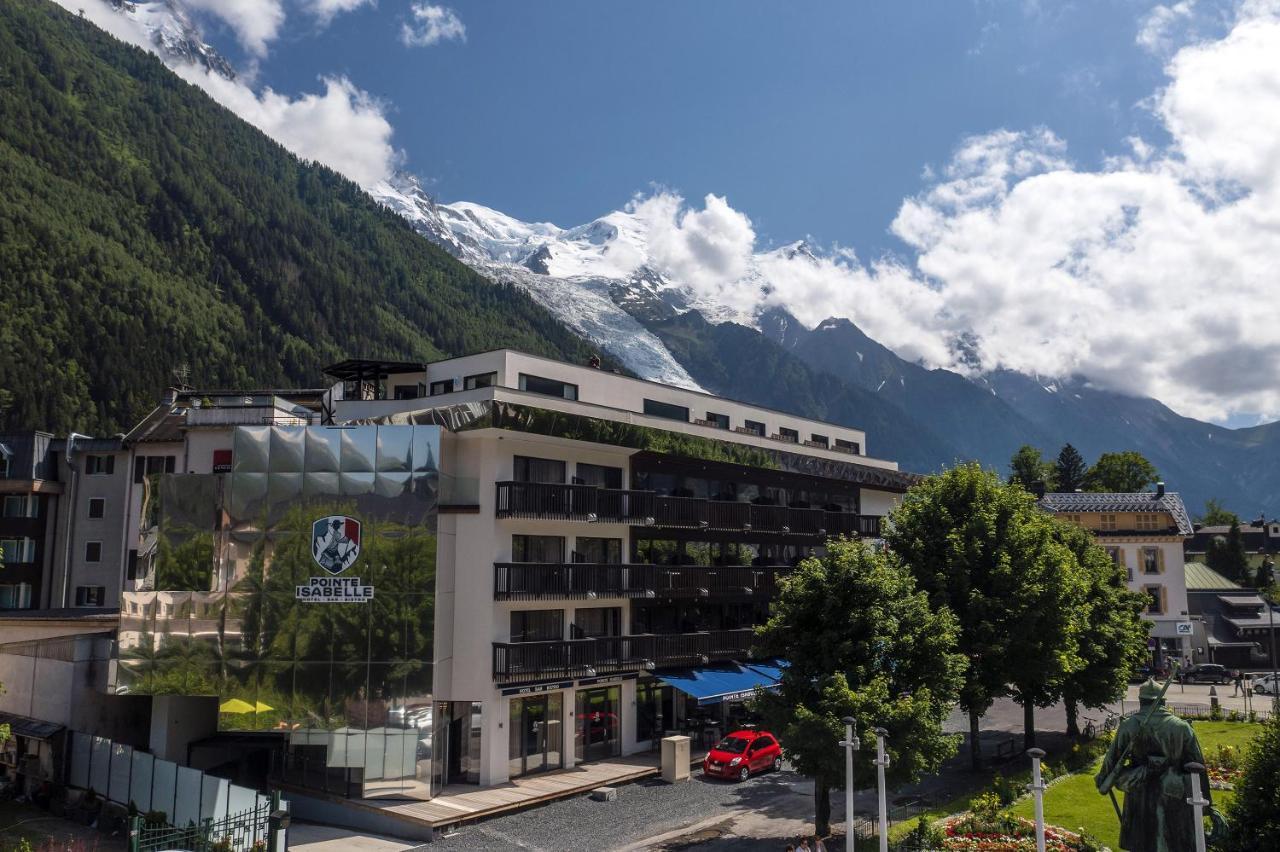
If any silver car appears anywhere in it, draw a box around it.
[1252,673,1280,696]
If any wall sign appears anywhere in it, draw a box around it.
[1175,621,1194,636]
[298,515,374,602]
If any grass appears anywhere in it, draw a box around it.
[1008,720,1258,849]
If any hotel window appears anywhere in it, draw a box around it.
[574,607,621,639]
[1065,513,1083,526]
[1144,585,1165,615]
[429,379,455,396]
[643,399,690,422]
[742,420,766,437]
[88,497,105,519]
[0,538,34,563]
[778,427,800,443]
[704,412,730,430]
[392,384,424,400]
[510,609,564,643]
[575,537,622,564]
[0,583,32,609]
[835,438,861,455]
[810,434,829,448]
[464,371,497,390]
[2,496,35,518]
[511,535,565,563]
[575,463,622,489]
[133,455,175,483]
[1136,513,1160,531]
[1142,546,1162,574]
[85,454,114,475]
[513,456,566,484]
[1100,514,1117,531]
[75,586,105,607]
[85,541,102,563]
[518,373,578,400]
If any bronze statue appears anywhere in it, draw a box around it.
[1096,678,1224,851]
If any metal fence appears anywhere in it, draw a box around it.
[131,794,281,852]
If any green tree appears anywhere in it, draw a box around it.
[1083,451,1159,493]
[1224,712,1280,851]
[1053,444,1088,493]
[754,538,966,837]
[1007,444,1054,490]
[1052,522,1151,737]
[885,463,1060,769]
[1197,499,1241,527]
[1206,522,1252,584]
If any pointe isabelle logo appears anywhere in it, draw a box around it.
[311,515,362,575]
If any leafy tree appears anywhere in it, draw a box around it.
[1224,712,1280,851]
[1052,521,1151,737]
[1206,523,1252,585]
[1197,499,1241,527]
[885,463,1061,769]
[1007,444,1054,490]
[754,538,966,837]
[1256,555,1275,591]
[1083,451,1159,493]
[1053,444,1087,493]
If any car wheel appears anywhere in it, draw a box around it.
[772,756,783,772]
[738,766,750,782]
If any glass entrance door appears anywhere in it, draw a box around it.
[508,694,563,778]
[575,686,622,763]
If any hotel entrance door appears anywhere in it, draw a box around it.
[508,694,563,777]
[575,685,622,763]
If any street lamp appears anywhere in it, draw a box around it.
[1257,516,1277,708]
[840,717,859,852]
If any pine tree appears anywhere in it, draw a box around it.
[1053,444,1087,492]
[1206,522,1252,584]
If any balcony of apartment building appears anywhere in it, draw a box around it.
[493,481,882,538]
[494,561,783,601]
[492,628,758,686]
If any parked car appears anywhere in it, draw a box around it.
[702,730,782,781]
[1252,673,1280,696]
[1180,663,1230,685]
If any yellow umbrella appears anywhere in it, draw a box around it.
[219,698,255,714]
[253,701,274,713]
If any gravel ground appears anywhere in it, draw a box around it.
[428,770,811,852]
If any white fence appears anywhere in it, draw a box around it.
[67,732,275,828]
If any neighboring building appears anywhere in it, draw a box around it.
[0,350,916,808]
[1038,486,1195,669]
[1185,519,1280,562]
[1185,562,1280,671]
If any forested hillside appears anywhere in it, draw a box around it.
[0,0,597,434]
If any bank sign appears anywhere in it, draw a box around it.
[297,515,374,602]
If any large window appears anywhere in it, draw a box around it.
[1142,547,1162,574]
[464,372,497,390]
[575,463,622,489]
[429,379,455,396]
[643,399,690,422]
[85,455,114,475]
[742,420,766,437]
[75,586,105,607]
[1,496,35,518]
[835,438,861,455]
[392,383,423,400]
[519,373,578,400]
[575,537,622,564]
[512,535,566,563]
[574,607,621,639]
[777,427,800,443]
[513,456,566,484]
[809,434,829,448]
[133,455,175,483]
[1136,514,1161,531]
[510,609,564,643]
[0,538,34,563]
[0,583,32,609]
[1100,514,1117,532]
[1144,585,1164,615]
[704,412,730,430]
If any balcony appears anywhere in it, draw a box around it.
[494,562,782,601]
[494,482,881,537]
[492,628,757,685]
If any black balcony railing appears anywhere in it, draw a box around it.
[492,628,758,685]
[495,482,882,537]
[494,562,782,600]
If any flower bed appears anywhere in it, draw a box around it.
[940,814,1094,851]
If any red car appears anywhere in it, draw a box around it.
[702,730,783,781]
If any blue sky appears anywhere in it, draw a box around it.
[231,1,1176,253]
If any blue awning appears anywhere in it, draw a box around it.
[657,662,782,706]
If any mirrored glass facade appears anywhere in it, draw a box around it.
[116,425,440,799]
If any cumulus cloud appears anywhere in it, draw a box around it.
[1137,1,1200,53]
[621,3,1280,423]
[400,4,466,47]
[54,0,400,187]
[300,0,375,25]
[183,0,285,57]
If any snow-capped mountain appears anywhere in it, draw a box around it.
[105,0,235,79]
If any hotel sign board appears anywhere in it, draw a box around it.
[297,514,374,602]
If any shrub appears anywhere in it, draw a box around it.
[1225,712,1280,851]
[901,815,945,848]
[992,771,1023,806]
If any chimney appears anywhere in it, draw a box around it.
[161,386,179,406]
[1030,480,1046,499]
[1155,481,1165,498]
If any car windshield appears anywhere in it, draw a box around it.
[716,737,751,754]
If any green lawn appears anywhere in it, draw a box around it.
[1009,721,1257,849]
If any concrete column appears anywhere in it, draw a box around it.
[620,678,643,756]
[562,687,577,769]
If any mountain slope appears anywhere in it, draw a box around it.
[0,0,599,434]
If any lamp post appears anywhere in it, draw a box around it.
[873,727,889,852]
[839,717,859,852]
[1258,518,1278,709]
[1185,762,1208,852]
[1026,748,1047,852]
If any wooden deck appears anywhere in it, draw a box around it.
[341,754,668,832]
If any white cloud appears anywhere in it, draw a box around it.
[183,0,285,58]
[300,0,375,25]
[1137,1,1199,53]
[400,3,466,47]
[630,193,757,303]
[54,0,400,187]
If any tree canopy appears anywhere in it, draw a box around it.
[1053,444,1087,493]
[1206,522,1252,585]
[754,537,966,836]
[1007,444,1054,490]
[1083,451,1160,493]
[1224,712,1280,851]
[1197,499,1241,527]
